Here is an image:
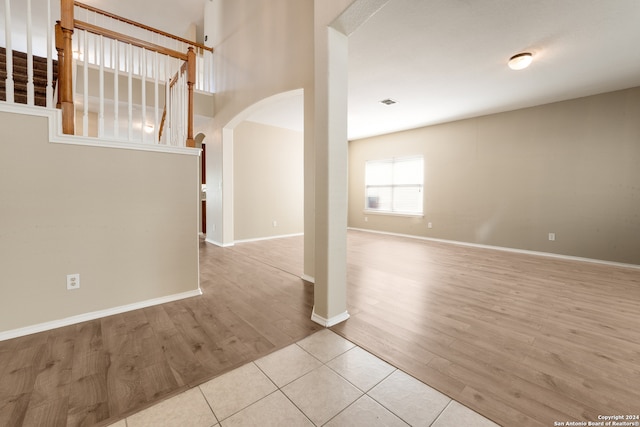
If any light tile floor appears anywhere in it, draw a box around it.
[108,329,499,427]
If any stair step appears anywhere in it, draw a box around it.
[0,91,48,107]
[0,46,58,107]
[1,72,54,87]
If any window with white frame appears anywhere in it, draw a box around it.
[365,156,424,215]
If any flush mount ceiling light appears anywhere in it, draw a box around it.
[380,98,397,105]
[508,52,533,70]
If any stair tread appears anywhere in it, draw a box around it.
[1,47,58,107]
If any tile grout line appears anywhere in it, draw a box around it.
[196,384,220,426]
[252,337,367,426]
[428,398,454,427]
[282,336,411,426]
[252,360,317,426]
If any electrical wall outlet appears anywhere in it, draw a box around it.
[428,222,433,229]
[548,232,556,241]
[67,274,80,290]
[272,220,278,227]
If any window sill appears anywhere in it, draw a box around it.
[363,210,424,218]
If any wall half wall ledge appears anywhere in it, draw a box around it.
[0,103,200,156]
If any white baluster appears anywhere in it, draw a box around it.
[173,73,178,146]
[26,0,34,105]
[93,23,98,65]
[127,43,133,141]
[179,70,184,146]
[46,0,53,108]
[181,61,185,145]
[171,70,176,145]
[196,50,202,92]
[83,30,89,136]
[209,51,214,93]
[178,71,182,146]
[184,69,188,144]
[113,39,119,138]
[98,35,104,138]
[5,0,14,103]
[141,48,147,143]
[201,51,207,93]
[72,31,78,126]
[173,60,178,146]
[154,51,159,143]
[164,55,170,145]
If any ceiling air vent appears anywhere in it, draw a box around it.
[380,98,397,105]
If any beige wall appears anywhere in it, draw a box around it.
[206,0,314,248]
[233,121,303,240]
[0,111,200,334]
[206,0,374,324]
[348,87,640,265]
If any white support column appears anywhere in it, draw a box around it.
[310,0,391,327]
[311,26,350,327]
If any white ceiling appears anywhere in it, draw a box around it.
[346,0,640,140]
[245,0,640,140]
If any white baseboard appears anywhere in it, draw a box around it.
[311,306,350,327]
[0,289,203,342]
[234,232,304,244]
[205,237,235,247]
[347,227,640,270]
[301,274,315,284]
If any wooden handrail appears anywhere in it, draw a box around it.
[74,1,213,53]
[74,20,188,61]
[158,107,167,142]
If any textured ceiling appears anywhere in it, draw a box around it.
[247,0,640,140]
[347,0,640,139]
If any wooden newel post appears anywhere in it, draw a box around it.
[58,0,74,135]
[186,47,196,148]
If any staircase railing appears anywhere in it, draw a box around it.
[1,0,213,148]
[1,0,56,107]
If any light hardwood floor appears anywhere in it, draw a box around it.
[333,230,640,427]
[0,239,320,427]
[1,231,639,426]
[223,231,640,426]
